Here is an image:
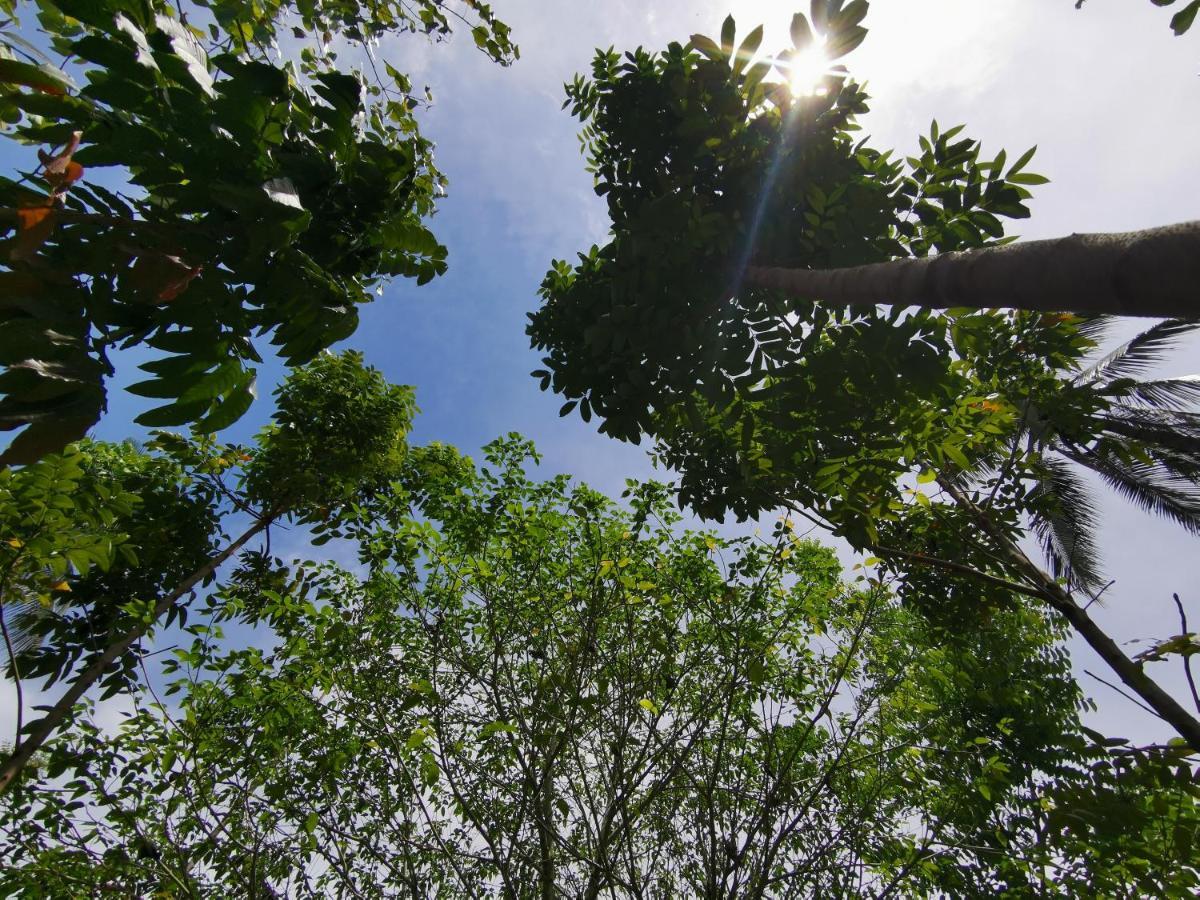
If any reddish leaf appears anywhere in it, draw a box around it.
[158,262,202,301]
[39,131,83,191]
[45,160,84,190]
[11,203,58,261]
[129,251,203,303]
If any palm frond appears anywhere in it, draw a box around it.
[1061,447,1200,536]
[1075,320,1200,386]
[1096,409,1200,462]
[1105,404,1200,429]
[1074,315,1113,344]
[1028,455,1105,592]
[1103,374,1200,410]
[0,596,48,678]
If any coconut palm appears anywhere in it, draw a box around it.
[1017,319,1200,593]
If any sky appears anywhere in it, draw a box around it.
[4,1,1200,743]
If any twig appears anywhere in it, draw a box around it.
[1083,669,1162,720]
[1082,578,1117,611]
[1173,593,1200,714]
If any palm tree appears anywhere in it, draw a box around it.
[745,221,1200,319]
[1012,319,1200,593]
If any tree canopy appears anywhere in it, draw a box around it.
[0,0,514,466]
[4,434,1198,896]
[528,3,1200,747]
[0,349,416,792]
[1,0,1198,894]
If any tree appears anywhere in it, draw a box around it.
[0,438,221,768]
[1003,318,1200,592]
[744,220,1200,319]
[735,0,1200,313]
[0,0,514,466]
[5,435,1197,896]
[0,349,416,793]
[528,4,1200,747]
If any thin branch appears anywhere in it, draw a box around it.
[939,475,1200,751]
[1173,593,1200,714]
[1083,669,1162,720]
[1082,579,1116,611]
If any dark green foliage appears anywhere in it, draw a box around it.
[0,0,514,464]
[529,5,1040,542]
[526,0,1200,751]
[527,4,1199,588]
[0,351,418,795]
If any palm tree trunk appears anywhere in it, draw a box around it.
[745,220,1200,319]
[939,479,1200,751]
[0,516,270,795]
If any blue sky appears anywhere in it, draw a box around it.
[4,1,1200,742]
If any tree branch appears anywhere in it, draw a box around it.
[1172,592,1200,714]
[0,515,271,795]
[938,477,1200,752]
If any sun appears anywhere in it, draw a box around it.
[786,40,833,97]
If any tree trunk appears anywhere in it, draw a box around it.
[0,517,269,795]
[938,479,1200,752]
[745,220,1200,319]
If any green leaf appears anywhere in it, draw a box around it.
[689,34,724,61]
[1007,145,1037,175]
[1172,0,1200,34]
[480,721,518,738]
[193,371,257,433]
[942,443,970,470]
[1007,172,1049,186]
[0,58,76,94]
[790,13,814,50]
[135,398,212,428]
[826,25,867,59]
[734,25,764,74]
[720,15,737,55]
[834,0,870,30]
[638,698,659,716]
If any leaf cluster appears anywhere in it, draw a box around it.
[528,4,1045,542]
[0,438,220,700]
[0,0,512,464]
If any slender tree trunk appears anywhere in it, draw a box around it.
[745,221,1200,319]
[537,751,557,900]
[0,517,270,795]
[939,479,1200,751]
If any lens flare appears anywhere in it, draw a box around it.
[787,43,832,96]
